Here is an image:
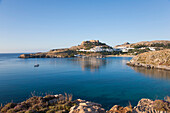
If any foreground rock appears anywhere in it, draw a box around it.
[107,98,170,113]
[133,99,170,113]
[127,49,170,71]
[0,94,169,113]
[70,99,105,113]
[107,105,132,113]
[0,94,73,113]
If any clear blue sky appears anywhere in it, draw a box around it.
[0,0,170,53]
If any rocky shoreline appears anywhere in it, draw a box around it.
[0,94,169,113]
[126,61,170,71]
[126,49,170,71]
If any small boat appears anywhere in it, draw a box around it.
[34,64,39,67]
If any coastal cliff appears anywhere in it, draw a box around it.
[0,94,169,113]
[127,49,170,71]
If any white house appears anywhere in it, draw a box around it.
[91,46,103,52]
[114,47,134,52]
[148,47,156,51]
[78,46,113,52]
[139,47,146,50]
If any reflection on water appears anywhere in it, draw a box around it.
[121,59,130,65]
[130,66,170,80]
[70,57,107,72]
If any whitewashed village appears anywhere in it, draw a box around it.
[77,46,156,53]
[77,40,156,53]
[19,40,169,58]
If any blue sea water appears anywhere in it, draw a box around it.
[0,53,169,109]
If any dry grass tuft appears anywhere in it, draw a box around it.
[164,96,170,102]
[0,93,74,113]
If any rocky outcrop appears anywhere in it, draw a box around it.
[123,42,130,45]
[70,99,105,113]
[133,99,170,113]
[0,94,72,113]
[19,49,76,58]
[127,49,170,71]
[70,40,111,51]
[81,40,100,45]
[107,105,132,113]
[19,53,47,58]
[0,94,169,113]
[107,98,170,113]
[133,99,155,113]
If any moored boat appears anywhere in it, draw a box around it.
[34,64,39,67]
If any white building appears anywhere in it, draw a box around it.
[91,46,103,52]
[78,46,113,52]
[148,47,156,51]
[122,48,129,52]
[114,47,134,52]
[139,47,146,50]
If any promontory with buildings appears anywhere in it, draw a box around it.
[19,40,170,58]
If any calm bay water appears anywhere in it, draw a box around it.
[0,53,169,109]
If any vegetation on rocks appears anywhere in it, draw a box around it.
[131,49,170,66]
[0,93,74,113]
[127,49,170,70]
[0,94,169,113]
[107,104,132,113]
[127,48,150,55]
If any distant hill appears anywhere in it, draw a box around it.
[115,40,170,48]
[19,40,170,58]
[19,40,113,58]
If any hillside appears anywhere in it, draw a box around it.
[127,49,170,71]
[19,40,170,58]
[19,40,113,58]
[115,40,170,48]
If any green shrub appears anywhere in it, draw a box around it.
[134,44,147,48]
